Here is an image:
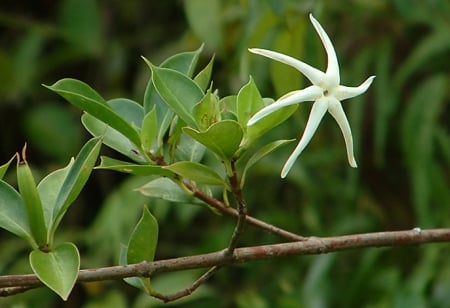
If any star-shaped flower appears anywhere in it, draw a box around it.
[247,14,375,178]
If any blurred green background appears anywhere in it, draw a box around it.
[0,0,449,307]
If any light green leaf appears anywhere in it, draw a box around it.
[140,106,158,153]
[30,242,80,301]
[183,120,243,161]
[145,61,204,128]
[81,113,146,163]
[194,55,215,91]
[127,207,158,264]
[17,150,47,247]
[240,139,294,186]
[0,155,15,180]
[237,77,264,126]
[97,156,174,177]
[38,159,73,230]
[52,137,102,232]
[0,180,33,242]
[164,162,227,187]
[160,45,204,78]
[119,245,151,291]
[193,90,221,131]
[44,78,141,147]
[137,178,197,204]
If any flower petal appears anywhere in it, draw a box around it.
[309,14,340,86]
[334,76,376,101]
[281,97,328,178]
[249,48,325,85]
[247,85,321,126]
[327,97,357,167]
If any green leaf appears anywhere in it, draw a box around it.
[51,137,102,232]
[119,245,151,291]
[245,98,297,146]
[193,90,221,131]
[237,77,264,126]
[140,106,158,154]
[17,149,47,247]
[30,242,80,301]
[194,55,215,91]
[44,78,141,147]
[0,155,15,180]
[97,156,174,177]
[240,139,294,186]
[183,120,243,161]
[38,159,73,230]
[0,180,33,242]
[160,45,204,78]
[127,207,158,264]
[81,113,146,163]
[164,162,227,187]
[137,178,198,204]
[145,61,204,128]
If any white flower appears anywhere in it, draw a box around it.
[247,14,375,178]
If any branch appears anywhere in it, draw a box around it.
[1,228,449,293]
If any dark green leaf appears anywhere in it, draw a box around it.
[97,156,174,177]
[194,55,215,91]
[164,162,227,186]
[127,207,158,264]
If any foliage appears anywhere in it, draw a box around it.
[0,0,449,306]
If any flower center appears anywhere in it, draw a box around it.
[323,90,329,96]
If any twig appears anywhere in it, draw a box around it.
[225,160,248,254]
[150,266,221,302]
[1,228,448,295]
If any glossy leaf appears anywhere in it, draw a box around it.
[30,242,80,301]
[240,139,294,186]
[0,180,32,242]
[45,78,141,147]
[183,120,243,161]
[82,113,146,163]
[145,61,204,128]
[137,178,198,204]
[17,149,47,247]
[164,162,227,187]
[97,156,174,177]
[51,137,102,231]
[0,155,15,180]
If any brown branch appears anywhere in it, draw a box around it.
[1,228,449,295]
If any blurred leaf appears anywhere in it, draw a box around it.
[175,133,206,163]
[45,78,141,147]
[146,62,204,128]
[59,0,102,55]
[164,161,227,187]
[0,180,32,241]
[97,156,173,177]
[30,242,80,301]
[183,120,243,161]
[17,149,47,247]
[51,137,102,232]
[184,0,223,50]
[23,103,83,162]
[0,155,15,180]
